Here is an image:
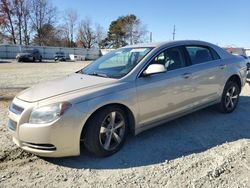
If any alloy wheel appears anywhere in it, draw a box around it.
[225,86,238,111]
[99,111,125,151]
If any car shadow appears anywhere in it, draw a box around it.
[46,95,250,170]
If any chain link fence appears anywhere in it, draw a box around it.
[0,44,101,60]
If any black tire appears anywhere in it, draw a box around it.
[39,56,42,62]
[84,106,128,157]
[32,57,35,62]
[218,81,240,113]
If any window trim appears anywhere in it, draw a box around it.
[138,46,188,78]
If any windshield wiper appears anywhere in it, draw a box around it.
[88,72,109,78]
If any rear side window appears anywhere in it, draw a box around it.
[186,46,215,65]
[210,48,221,60]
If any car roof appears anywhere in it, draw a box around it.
[124,40,232,59]
[124,40,218,48]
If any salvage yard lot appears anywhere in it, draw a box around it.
[0,61,90,89]
[0,61,250,187]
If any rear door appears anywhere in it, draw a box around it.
[184,45,224,107]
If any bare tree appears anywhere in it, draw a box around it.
[57,24,71,47]
[95,23,106,48]
[76,18,96,49]
[32,23,66,46]
[0,0,16,44]
[13,0,25,45]
[123,15,147,45]
[22,0,31,45]
[64,8,77,47]
[0,0,32,45]
[30,0,57,46]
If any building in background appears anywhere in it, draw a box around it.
[224,47,246,56]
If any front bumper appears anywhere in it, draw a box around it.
[7,97,87,157]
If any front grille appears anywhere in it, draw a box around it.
[22,142,56,151]
[9,103,24,115]
[7,119,17,131]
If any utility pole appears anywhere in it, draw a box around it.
[172,25,176,40]
[150,32,153,43]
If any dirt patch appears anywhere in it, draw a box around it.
[0,61,90,88]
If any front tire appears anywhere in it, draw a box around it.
[84,106,128,157]
[219,81,240,113]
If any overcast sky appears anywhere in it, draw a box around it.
[53,0,250,47]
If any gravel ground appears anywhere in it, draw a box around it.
[1,62,250,187]
[0,61,90,88]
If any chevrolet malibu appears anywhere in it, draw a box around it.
[7,40,248,157]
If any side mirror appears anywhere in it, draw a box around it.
[143,64,166,76]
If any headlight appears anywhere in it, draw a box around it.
[29,102,72,124]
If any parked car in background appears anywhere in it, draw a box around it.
[8,40,248,157]
[16,49,42,62]
[242,56,250,78]
[54,51,66,61]
[69,54,85,61]
[240,55,249,60]
[238,55,250,71]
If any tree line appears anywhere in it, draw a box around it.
[0,0,147,48]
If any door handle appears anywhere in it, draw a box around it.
[219,64,226,69]
[182,73,191,79]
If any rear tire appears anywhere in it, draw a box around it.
[218,81,240,113]
[83,106,128,157]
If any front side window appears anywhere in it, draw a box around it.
[148,47,185,71]
[81,47,152,79]
[186,46,214,65]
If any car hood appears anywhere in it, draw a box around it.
[17,73,117,102]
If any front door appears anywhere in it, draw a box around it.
[136,46,194,128]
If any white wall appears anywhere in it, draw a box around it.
[245,49,250,57]
[0,44,101,60]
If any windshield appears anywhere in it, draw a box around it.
[81,47,152,79]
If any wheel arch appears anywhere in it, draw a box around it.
[80,103,136,140]
[226,74,242,92]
